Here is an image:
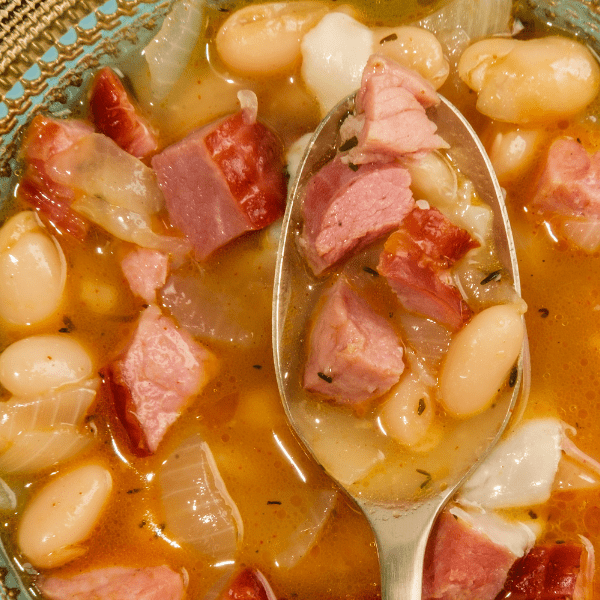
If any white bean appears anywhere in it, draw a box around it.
[400,151,457,209]
[373,26,449,89]
[0,211,66,326]
[458,36,600,124]
[378,372,436,450]
[0,335,94,397]
[301,11,374,115]
[439,304,524,418]
[216,1,328,76]
[17,463,112,568]
[487,124,544,184]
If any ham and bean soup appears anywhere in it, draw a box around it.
[1,0,600,598]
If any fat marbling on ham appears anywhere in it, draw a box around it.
[109,305,216,454]
[152,91,286,261]
[303,277,405,407]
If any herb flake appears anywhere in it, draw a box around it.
[416,468,432,489]
[538,307,549,318]
[317,372,333,383]
[363,266,379,277]
[339,136,358,152]
[379,32,398,44]
[480,270,502,285]
[417,398,426,416]
[509,365,518,388]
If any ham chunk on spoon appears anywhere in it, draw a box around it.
[299,157,415,275]
[303,277,405,408]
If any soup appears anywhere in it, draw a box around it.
[0,0,599,598]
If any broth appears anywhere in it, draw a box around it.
[0,0,599,598]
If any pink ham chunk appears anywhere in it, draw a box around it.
[378,206,478,330]
[111,305,216,454]
[304,277,405,408]
[530,138,600,251]
[17,115,93,240]
[89,66,158,160]
[497,542,594,600]
[423,512,517,600]
[37,565,185,600]
[340,54,448,165]
[152,100,286,261]
[121,248,169,304]
[299,157,415,275]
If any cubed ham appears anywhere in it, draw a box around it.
[219,568,277,600]
[37,565,185,600]
[497,542,594,600]
[299,157,415,275]
[152,93,286,260]
[304,277,405,407]
[89,66,158,160]
[340,54,448,165]
[423,511,518,600]
[121,248,169,304]
[110,305,217,454]
[530,138,600,251]
[17,115,93,240]
[378,206,477,330]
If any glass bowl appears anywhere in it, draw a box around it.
[0,0,599,598]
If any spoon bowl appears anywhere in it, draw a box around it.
[273,92,529,600]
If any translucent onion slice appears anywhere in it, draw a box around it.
[274,489,337,569]
[144,0,206,101]
[159,434,242,561]
[417,0,512,43]
[72,196,190,260]
[0,377,99,439]
[0,427,92,474]
[0,478,16,510]
[561,218,600,253]
[294,401,385,487]
[48,134,164,214]
[160,273,255,348]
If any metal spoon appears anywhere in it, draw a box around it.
[273,92,529,600]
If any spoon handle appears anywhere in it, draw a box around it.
[361,499,447,600]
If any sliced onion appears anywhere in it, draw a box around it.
[561,218,600,253]
[72,196,190,260]
[397,314,451,371]
[144,0,206,101]
[0,478,16,510]
[275,489,337,569]
[48,134,164,215]
[160,272,255,348]
[448,505,536,558]
[0,377,99,439]
[0,427,92,474]
[294,401,385,487]
[159,434,242,561]
[416,0,512,43]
